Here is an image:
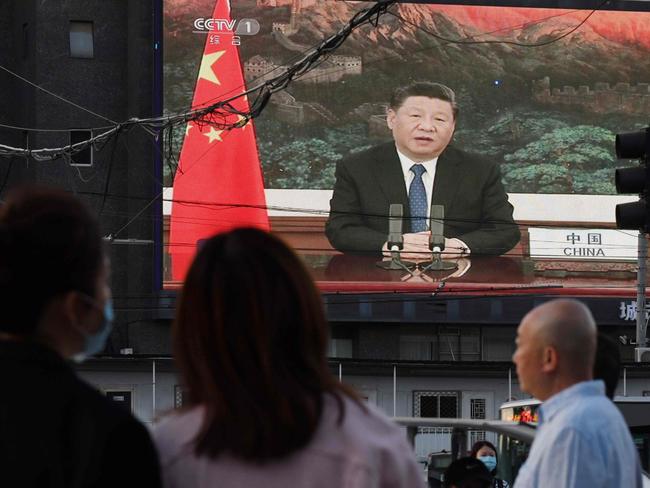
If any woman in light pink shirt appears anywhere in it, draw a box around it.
[153,228,424,488]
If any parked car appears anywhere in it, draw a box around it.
[425,450,452,488]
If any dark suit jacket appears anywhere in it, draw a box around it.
[0,341,161,488]
[325,142,520,255]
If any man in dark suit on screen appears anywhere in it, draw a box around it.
[325,81,520,259]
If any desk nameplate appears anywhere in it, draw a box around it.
[528,228,638,261]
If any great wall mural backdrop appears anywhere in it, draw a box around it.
[164,0,650,194]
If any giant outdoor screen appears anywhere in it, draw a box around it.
[162,0,650,293]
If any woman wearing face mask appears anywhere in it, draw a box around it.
[0,186,161,488]
[470,441,510,488]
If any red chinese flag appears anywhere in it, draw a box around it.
[170,0,269,281]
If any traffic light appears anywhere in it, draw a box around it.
[615,128,650,232]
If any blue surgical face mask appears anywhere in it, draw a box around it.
[478,455,497,472]
[73,298,114,363]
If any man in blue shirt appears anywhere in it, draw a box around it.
[512,299,642,488]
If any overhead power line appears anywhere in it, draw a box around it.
[0,0,615,162]
[0,0,398,162]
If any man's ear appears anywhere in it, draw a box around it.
[386,109,396,130]
[540,345,558,374]
[62,291,86,333]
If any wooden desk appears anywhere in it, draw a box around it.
[163,216,642,298]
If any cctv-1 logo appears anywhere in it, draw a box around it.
[193,18,260,36]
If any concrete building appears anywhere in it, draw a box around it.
[0,0,168,406]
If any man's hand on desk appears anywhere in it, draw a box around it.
[444,238,471,259]
[382,232,429,260]
[382,233,471,261]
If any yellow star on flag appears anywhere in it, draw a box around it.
[198,51,226,85]
[203,127,223,144]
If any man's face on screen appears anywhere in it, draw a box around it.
[387,96,456,162]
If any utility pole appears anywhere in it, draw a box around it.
[636,233,649,361]
[613,128,650,362]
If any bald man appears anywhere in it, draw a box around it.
[512,299,642,488]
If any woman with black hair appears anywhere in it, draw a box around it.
[470,440,510,488]
[154,228,423,488]
[0,186,160,488]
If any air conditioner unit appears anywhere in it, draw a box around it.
[634,347,650,362]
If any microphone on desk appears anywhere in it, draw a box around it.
[376,204,415,271]
[388,203,404,253]
[422,204,457,272]
[429,204,446,254]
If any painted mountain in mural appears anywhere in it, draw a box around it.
[232,2,650,88]
[286,3,650,54]
[431,5,650,49]
[165,1,650,52]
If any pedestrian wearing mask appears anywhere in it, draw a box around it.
[0,186,161,488]
[470,441,510,488]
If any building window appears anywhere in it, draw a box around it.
[400,334,436,361]
[174,385,186,408]
[414,391,459,418]
[69,129,93,166]
[328,338,353,358]
[439,327,460,361]
[461,332,481,361]
[469,398,487,444]
[104,390,133,412]
[470,398,486,420]
[69,21,94,58]
[400,327,481,361]
[413,391,458,439]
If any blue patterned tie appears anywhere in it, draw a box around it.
[409,164,428,233]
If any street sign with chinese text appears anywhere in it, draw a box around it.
[618,300,650,322]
